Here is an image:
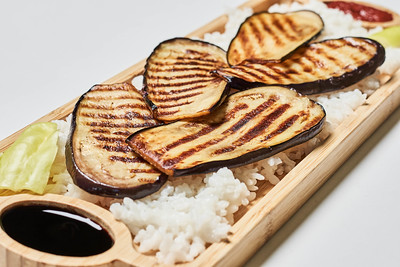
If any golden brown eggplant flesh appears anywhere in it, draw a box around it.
[127,86,326,177]
[144,37,230,121]
[65,83,168,199]
[227,10,324,65]
[217,37,385,95]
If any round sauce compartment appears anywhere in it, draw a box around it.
[0,204,114,257]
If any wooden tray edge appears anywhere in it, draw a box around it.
[197,71,400,266]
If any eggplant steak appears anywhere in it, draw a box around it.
[217,37,385,94]
[144,38,230,121]
[65,83,167,199]
[227,10,324,65]
[127,86,326,177]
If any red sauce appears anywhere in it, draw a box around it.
[325,1,393,22]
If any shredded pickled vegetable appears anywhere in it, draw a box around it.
[0,122,58,194]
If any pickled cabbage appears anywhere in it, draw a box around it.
[0,122,58,194]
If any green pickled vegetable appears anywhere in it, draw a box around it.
[369,26,400,48]
[0,122,58,194]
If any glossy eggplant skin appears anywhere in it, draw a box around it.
[65,143,167,199]
[127,86,326,177]
[143,37,230,121]
[227,10,324,65]
[217,37,385,95]
[65,83,168,199]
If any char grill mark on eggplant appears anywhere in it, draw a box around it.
[80,103,150,110]
[144,38,230,121]
[217,37,385,94]
[127,86,326,177]
[227,10,324,66]
[65,83,167,199]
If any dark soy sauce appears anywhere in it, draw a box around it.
[0,204,114,256]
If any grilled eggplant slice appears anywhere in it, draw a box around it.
[217,37,385,95]
[66,83,168,199]
[127,86,325,177]
[227,10,324,65]
[144,38,230,121]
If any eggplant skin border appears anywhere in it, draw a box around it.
[65,139,168,199]
[227,10,325,66]
[65,84,168,200]
[218,37,386,95]
[172,110,325,177]
[127,89,326,178]
[142,37,231,121]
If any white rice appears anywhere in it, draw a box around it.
[45,0,400,264]
[202,7,253,50]
[111,168,250,264]
[268,0,382,40]
[43,117,73,195]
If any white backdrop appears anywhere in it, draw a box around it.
[1,0,399,266]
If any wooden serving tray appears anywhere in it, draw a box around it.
[1,0,400,266]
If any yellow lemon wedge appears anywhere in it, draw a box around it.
[370,26,400,48]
